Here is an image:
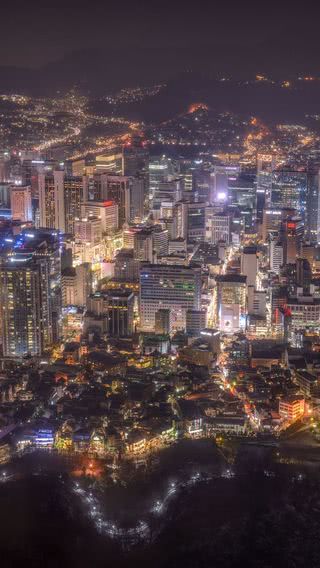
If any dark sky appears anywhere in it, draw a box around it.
[1,0,320,69]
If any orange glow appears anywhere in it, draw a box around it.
[188,103,209,113]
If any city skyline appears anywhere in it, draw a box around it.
[2,5,320,566]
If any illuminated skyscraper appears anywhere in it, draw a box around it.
[215,274,247,334]
[39,170,65,231]
[140,264,201,331]
[306,170,320,242]
[11,185,32,222]
[63,176,85,234]
[0,256,52,357]
[271,170,307,219]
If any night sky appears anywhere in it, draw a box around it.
[1,0,320,71]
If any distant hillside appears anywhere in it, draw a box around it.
[0,34,320,97]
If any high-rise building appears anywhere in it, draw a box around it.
[86,289,134,337]
[186,310,207,337]
[11,185,32,222]
[81,201,119,234]
[100,175,131,227]
[106,289,134,337]
[215,274,247,333]
[63,176,85,234]
[122,138,149,211]
[271,170,307,219]
[207,213,231,245]
[173,201,206,242]
[0,256,52,357]
[152,179,183,212]
[256,153,275,212]
[261,209,282,242]
[114,249,140,281]
[155,308,172,334]
[130,178,145,222]
[134,230,153,262]
[39,172,86,233]
[149,156,174,203]
[270,239,283,274]
[39,170,65,231]
[152,226,169,258]
[74,217,102,245]
[296,258,312,292]
[241,246,258,287]
[306,170,320,242]
[247,287,266,316]
[280,217,300,264]
[140,264,201,331]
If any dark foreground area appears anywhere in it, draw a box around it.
[1,463,320,568]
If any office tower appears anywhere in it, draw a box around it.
[122,138,149,209]
[280,217,300,264]
[106,289,134,336]
[173,201,188,239]
[86,289,134,336]
[152,178,183,212]
[241,246,258,287]
[114,249,140,281]
[306,170,320,242]
[140,264,201,331]
[123,226,142,249]
[256,153,275,212]
[75,263,92,305]
[22,229,62,343]
[134,230,153,262]
[271,170,307,219]
[0,256,52,357]
[207,213,231,245]
[186,202,206,242]
[11,185,32,222]
[62,267,76,306]
[155,308,172,334]
[74,217,102,245]
[152,226,169,258]
[173,201,206,242]
[39,170,65,231]
[39,172,86,234]
[215,274,247,333]
[261,209,282,242]
[62,263,91,307]
[130,178,145,221]
[81,200,119,233]
[270,239,283,274]
[100,175,131,227]
[193,169,212,203]
[63,176,85,234]
[149,156,175,203]
[212,170,229,204]
[270,285,288,327]
[296,258,312,292]
[132,225,168,263]
[247,287,266,316]
[186,309,207,337]
[299,242,315,267]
